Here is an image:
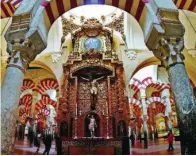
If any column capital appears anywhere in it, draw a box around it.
[7,39,37,71]
[145,8,186,69]
[153,37,185,68]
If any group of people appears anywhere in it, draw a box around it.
[28,127,53,155]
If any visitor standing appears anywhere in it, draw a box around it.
[167,130,174,151]
[34,133,41,154]
[130,131,135,147]
[43,130,53,155]
[28,127,34,147]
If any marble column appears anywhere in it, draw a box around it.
[1,40,36,154]
[153,38,196,154]
[140,88,148,148]
[168,63,196,154]
[161,89,172,130]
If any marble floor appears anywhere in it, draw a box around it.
[14,137,181,155]
[130,139,181,155]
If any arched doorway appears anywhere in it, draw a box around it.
[60,121,69,137]
[84,112,100,137]
[155,114,167,138]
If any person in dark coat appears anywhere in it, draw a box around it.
[167,130,174,151]
[34,133,41,154]
[130,131,135,147]
[43,133,53,155]
[54,133,62,155]
[28,127,34,147]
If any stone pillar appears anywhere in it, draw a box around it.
[151,37,196,154]
[161,88,172,130]
[168,63,196,154]
[145,7,196,154]
[1,40,36,154]
[140,88,148,148]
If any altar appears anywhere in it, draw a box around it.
[61,137,130,155]
[57,18,130,154]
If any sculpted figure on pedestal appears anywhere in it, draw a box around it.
[88,115,97,137]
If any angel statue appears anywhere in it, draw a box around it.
[81,75,105,110]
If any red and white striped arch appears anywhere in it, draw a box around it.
[154,103,166,115]
[21,79,35,93]
[133,104,142,117]
[18,106,30,122]
[146,97,166,106]
[35,78,59,95]
[19,107,29,116]
[173,0,196,12]
[129,78,143,97]
[36,108,50,122]
[129,77,171,98]
[1,0,22,18]
[129,97,141,106]
[41,0,150,30]
[147,97,166,115]
[19,94,32,108]
[1,0,195,20]
[18,94,32,121]
[35,95,57,112]
[129,98,142,117]
[142,77,171,92]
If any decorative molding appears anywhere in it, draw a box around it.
[125,50,137,60]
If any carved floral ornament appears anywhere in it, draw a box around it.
[73,18,112,38]
[61,12,124,38]
[61,16,80,36]
[153,37,185,68]
[82,18,102,29]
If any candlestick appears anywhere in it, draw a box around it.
[106,101,108,116]
[76,103,77,117]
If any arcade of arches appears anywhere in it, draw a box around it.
[1,0,196,155]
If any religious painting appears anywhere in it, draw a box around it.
[84,37,102,50]
[79,36,105,52]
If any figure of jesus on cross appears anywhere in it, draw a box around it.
[81,76,105,110]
